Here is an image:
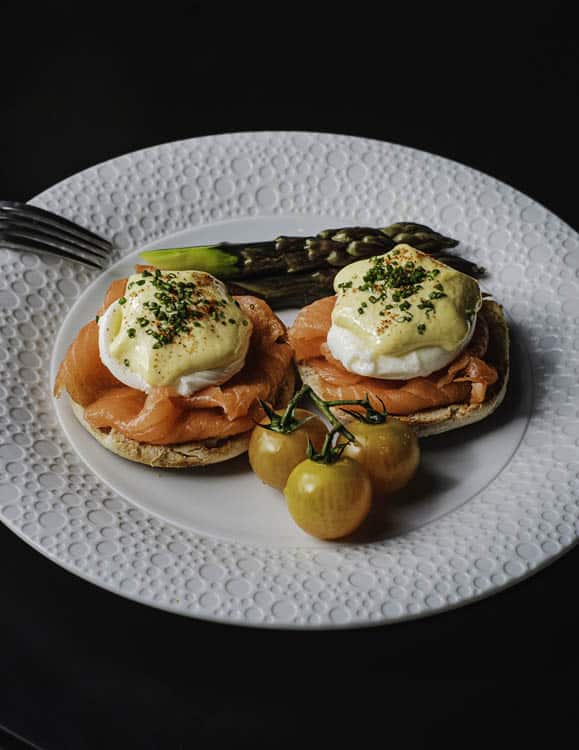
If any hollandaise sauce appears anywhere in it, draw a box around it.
[332,245,481,357]
[101,269,251,389]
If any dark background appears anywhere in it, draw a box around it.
[1,4,577,749]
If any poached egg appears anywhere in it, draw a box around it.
[327,245,482,380]
[98,269,252,396]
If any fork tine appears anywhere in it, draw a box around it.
[0,229,104,269]
[0,214,109,260]
[1,225,107,266]
[0,201,113,252]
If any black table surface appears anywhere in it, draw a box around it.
[1,5,578,749]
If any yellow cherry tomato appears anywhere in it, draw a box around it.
[248,409,327,491]
[284,457,372,540]
[342,417,420,498]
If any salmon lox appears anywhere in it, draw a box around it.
[54,278,293,445]
[289,296,498,416]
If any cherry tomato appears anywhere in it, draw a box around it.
[284,457,372,540]
[248,409,327,491]
[342,417,419,498]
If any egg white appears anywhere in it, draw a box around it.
[98,302,250,396]
[326,316,476,380]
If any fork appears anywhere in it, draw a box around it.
[0,200,114,269]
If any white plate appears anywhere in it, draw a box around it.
[1,132,578,629]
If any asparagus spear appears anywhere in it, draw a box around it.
[227,268,338,308]
[225,254,485,309]
[140,223,485,280]
[139,223,485,308]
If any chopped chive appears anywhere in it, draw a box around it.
[123,270,242,347]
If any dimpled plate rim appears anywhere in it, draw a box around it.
[0,131,577,628]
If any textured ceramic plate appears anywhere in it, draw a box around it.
[1,132,578,629]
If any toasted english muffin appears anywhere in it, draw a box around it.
[297,298,509,437]
[70,365,296,468]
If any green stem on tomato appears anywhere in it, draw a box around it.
[307,389,389,433]
[257,383,316,434]
[260,383,388,439]
[306,424,348,464]
[318,430,334,459]
[305,388,356,443]
[279,384,311,431]
[329,393,388,425]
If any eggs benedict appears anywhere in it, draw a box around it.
[54,267,295,467]
[289,245,509,437]
[98,270,253,396]
[327,247,482,380]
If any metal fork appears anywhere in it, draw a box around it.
[0,200,114,269]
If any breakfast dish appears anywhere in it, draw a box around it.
[289,245,509,436]
[53,234,508,465]
[4,131,572,628]
[54,267,295,466]
[53,227,501,468]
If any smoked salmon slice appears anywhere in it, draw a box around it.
[288,295,334,361]
[85,386,182,444]
[54,278,127,407]
[99,278,128,314]
[437,352,498,404]
[184,297,291,420]
[54,275,293,445]
[84,385,262,444]
[289,296,498,414]
[53,320,121,408]
[309,374,472,416]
